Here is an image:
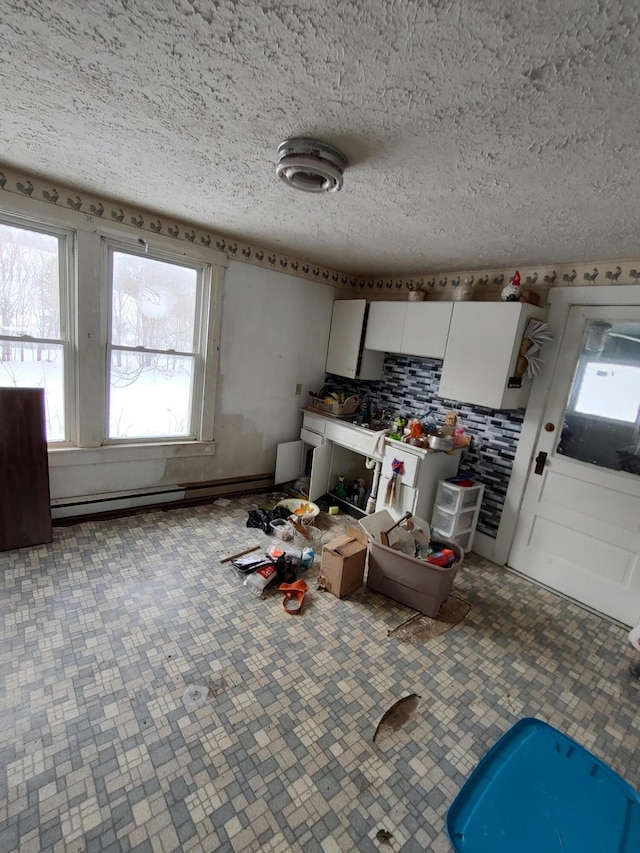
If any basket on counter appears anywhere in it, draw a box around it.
[311,395,359,416]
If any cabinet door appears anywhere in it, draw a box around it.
[274,440,304,485]
[401,302,453,359]
[375,477,417,517]
[364,302,406,353]
[438,303,538,408]
[325,300,367,378]
[308,442,333,501]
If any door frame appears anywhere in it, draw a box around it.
[487,284,640,567]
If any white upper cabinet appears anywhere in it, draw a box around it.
[400,302,453,358]
[438,302,543,409]
[364,301,406,353]
[325,300,384,380]
[364,301,453,360]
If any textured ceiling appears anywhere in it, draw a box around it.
[1,0,640,276]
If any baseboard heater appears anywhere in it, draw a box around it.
[51,473,274,521]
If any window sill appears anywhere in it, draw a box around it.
[48,440,216,467]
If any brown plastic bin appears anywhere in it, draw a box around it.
[366,537,464,617]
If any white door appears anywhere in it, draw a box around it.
[509,306,640,626]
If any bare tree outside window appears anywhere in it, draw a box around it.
[0,222,66,441]
[108,250,201,440]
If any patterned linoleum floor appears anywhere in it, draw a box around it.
[1,495,640,853]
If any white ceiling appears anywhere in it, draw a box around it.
[1,1,639,276]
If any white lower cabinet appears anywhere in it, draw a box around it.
[274,440,333,501]
[375,443,461,519]
[276,415,460,517]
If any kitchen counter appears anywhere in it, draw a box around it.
[300,408,458,459]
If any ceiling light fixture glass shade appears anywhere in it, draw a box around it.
[276,138,347,193]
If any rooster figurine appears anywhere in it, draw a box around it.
[501,270,522,302]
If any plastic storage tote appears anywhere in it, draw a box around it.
[359,509,464,618]
[447,717,640,853]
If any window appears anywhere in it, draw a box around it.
[0,203,222,451]
[573,361,640,423]
[0,218,71,442]
[106,245,210,441]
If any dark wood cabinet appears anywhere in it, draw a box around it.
[0,388,53,551]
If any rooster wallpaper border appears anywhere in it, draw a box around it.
[1,164,640,299]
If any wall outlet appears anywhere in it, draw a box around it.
[295,383,302,395]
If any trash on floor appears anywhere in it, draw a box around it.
[182,684,210,711]
[213,497,232,507]
[220,544,260,564]
[246,506,292,533]
[279,579,307,614]
[243,563,278,596]
[373,693,420,743]
[376,829,393,844]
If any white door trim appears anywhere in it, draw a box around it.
[493,284,640,567]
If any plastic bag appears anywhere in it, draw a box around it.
[244,563,278,596]
[246,505,291,534]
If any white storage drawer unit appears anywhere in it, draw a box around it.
[434,480,483,512]
[432,506,477,539]
[431,480,485,552]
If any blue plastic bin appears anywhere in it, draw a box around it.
[447,718,640,853]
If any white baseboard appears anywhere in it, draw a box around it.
[51,476,273,519]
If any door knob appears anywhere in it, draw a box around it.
[534,451,548,475]
[544,423,555,432]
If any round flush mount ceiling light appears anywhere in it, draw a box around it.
[276,138,348,193]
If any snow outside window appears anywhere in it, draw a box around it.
[574,361,640,423]
[0,219,72,442]
[106,246,209,441]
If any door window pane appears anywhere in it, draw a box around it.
[558,321,640,475]
[111,252,198,351]
[108,351,195,439]
[0,341,65,441]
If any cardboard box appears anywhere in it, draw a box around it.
[320,532,367,598]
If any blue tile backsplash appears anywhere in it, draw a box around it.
[326,355,524,539]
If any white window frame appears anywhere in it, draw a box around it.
[102,237,213,445]
[0,193,226,459]
[0,211,76,445]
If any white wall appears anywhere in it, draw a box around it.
[214,261,336,478]
[49,263,336,513]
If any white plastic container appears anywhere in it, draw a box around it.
[431,479,485,553]
[434,480,484,512]
[269,519,295,541]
